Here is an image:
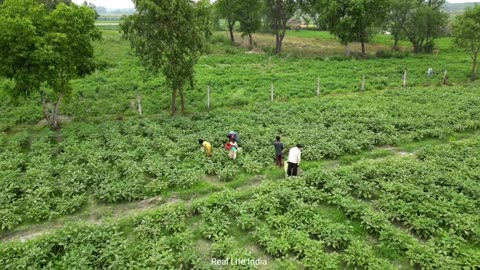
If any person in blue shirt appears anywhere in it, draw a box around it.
[273,136,285,167]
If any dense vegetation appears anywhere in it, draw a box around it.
[1,1,480,269]
[1,135,479,269]
[0,29,477,131]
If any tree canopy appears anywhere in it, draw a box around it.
[265,0,298,54]
[453,5,480,81]
[0,0,100,129]
[238,0,263,49]
[324,0,390,56]
[215,0,241,43]
[121,0,211,115]
[402,0,448,53]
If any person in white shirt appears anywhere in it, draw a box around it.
[287,144,302,176]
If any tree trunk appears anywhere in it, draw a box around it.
[248,32,253,49]
[275,28,286,54]
[41,93,63,130]
[413,41,422,53]
[345,44,351,57]
[360,33,366,56]
[179,87,185,114]
[171,88,177,115]
[393,36,399,51]
[275,33,281,54]
[471,52,478,81]
[228,21,235,43]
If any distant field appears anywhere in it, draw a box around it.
[95,15,120,30]
[0,29,475,129]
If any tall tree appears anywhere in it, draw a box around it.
[324,0,356,56]
[121,0,211,115]
[215,0,240,43]
[38,0,72,10]
[325,0,390,56]
[402,0,448,53]
[453,5,480,81]
[387,0,416,50]
[299,0,328,30]
[265,0,298,54]
[0,0,100,129]
[238,0,262,49]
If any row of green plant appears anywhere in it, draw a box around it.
[2,87,480,230]
[3,137,479,269]
[305,139,480,241]
[304,138,480,269]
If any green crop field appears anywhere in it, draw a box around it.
[0,27,479,270]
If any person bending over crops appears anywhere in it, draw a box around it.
[287,144,302,176]
[273,136,285,167]
[198,139,212,157]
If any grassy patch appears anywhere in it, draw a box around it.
[337,148,394,165]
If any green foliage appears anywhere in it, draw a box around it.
[402,0,448,53]
[386,0,416,50]
[215,0,241,42]
[120,0,211,115]
[324,0,390,54]
[453,4,480,81]
[201,209,231,240]
[237,0,262,48]
[0,0,100,129]
[37,0,72,11]
[264,0,298,53]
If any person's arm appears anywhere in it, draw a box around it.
[297,150,301,165]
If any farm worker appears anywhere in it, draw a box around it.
[287,144,302,177]
[226,138,238,160]
[227,131,239,142]
[273,136,285,167]
[198,139,212,157]
[427,68,434,77]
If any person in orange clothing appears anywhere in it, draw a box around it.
[198,139,212,157]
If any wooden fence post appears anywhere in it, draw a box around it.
[361,76,366,91]
[271,84,274,102]
[403,69,407,87]
[207,85,210,111]
[443,70,448,85]
[317,77,320,96]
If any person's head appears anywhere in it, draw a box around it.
[276,136,280,141]
[198,139,204,144]
[296,144,302,149]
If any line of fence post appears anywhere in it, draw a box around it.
[204,71,454,111]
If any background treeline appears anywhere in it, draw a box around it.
[213,0,466,55]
